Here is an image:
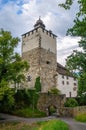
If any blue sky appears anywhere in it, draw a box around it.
[0,0,80,65]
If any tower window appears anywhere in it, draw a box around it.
[27,75,32,82]
[46,61,50,64]
[62,75,64,79]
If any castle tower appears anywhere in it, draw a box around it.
[22,18,57,92]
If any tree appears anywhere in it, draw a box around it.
[0,29,29,90]
[0,80,15,112]
[34,76,41,92]
[32,77,41,109]
[59,0,86,97]
[0,29,29,112]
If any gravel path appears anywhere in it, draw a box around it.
[0,113,86,130]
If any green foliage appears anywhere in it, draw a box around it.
[78,73,86,96]
[12,108,46,118]
[0,29,29,113]
[34,76,41,92]
[14,89,40,110]
[31,77,42,109]
[59,0,73,9]
[0,120,69,130]
[38,120,69,130]
[78,94,86,106]
[0,80,15,112]
[60,1,86,101]
[64,98,78,107]
[14,89,31,109]
[49,88,60,95]
[75,114,86,122]
[0,29,29,89]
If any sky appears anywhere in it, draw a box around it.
[0,0,80,66]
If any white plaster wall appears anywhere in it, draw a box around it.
[57,73,78,97]
[22,27,57,54]
[22,31,39,53]
[39,28,57,54]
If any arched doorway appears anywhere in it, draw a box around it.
[47,105,57,116]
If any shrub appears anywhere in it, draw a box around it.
[14,89,31,109]
[12,108,46,118]
[64,98,78,107]
[0,80,15,113]
[34,76,41,92]
[49,88,60,95]
[75,114,86,122]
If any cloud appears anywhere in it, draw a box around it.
[57,36,80,65]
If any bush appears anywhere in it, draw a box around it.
[64,98,78,107]
[14,89,31,109]
[12,108,46,118]
[0,80,15,113]
[49,88,60,95]
[75,114,86,122]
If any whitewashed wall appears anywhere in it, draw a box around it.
[57,73,78,97]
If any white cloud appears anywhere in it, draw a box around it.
[57,36,81,65]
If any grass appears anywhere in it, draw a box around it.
[75,114,86,122]
[0,120,69,130]
[0,122,39,130]
[12,108,46,118]
[38,120,69,130]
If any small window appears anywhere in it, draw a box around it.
[27,75,32,82]
[62,81,64,85]
[74,83,76,86]
[46,61,50,64]
[66,76,69,79]
[69,92,71,97]
[67,81,69,85]
[74,77,76,81]
[73,87,77,91]
[62,75,64,79]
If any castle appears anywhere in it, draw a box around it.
[22,18,78,97]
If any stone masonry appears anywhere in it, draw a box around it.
[22,18,57,92]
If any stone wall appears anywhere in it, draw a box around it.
[22,47,57,92]
[73,106,86,117]
[37,93,66,113]
[60,106,86,117]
